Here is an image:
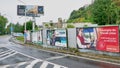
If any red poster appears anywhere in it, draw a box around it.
[96,26,120,52]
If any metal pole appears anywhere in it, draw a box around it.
[32,16,35,31]
[25,8,27,31]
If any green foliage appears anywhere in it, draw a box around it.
[16,36,24,42]
[23,20,38,31]
[67,24,75,28]
[67,5,93,23]
[92,0,117,25]
[6,23,24,33]
[67,0,120,25]
[14,23,24,32]
[0,16,8,35]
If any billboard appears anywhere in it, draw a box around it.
[76,27,97,49]
[26,31,31,41]
[46,29,67,47]
[17,5,44,17]
[37,30,43,44]
[32,31,38,43]
[32,30,43,44]
[76,26,120,52]
[96,26,119,52]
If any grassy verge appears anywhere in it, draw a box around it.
[16,36,24,42]
[16,38,120,63]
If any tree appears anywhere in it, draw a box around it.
[13,22,23,32]
[67,5,93,23]
[67,24,75,28]
[0,16,8,35]
[23,20,38,31]
[92,0,117,25]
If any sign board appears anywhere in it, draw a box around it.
[17,5,44,17]
[76,26,120,53]
[96,26,119,52]
[46,29,67,47]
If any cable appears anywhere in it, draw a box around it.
[17,0,26,4]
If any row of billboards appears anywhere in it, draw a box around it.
[26,26,120,53]
[17,5,44,17]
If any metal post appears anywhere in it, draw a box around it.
[25,8,27,31]
[32,16,35,31]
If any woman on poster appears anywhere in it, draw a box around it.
[77,28,94,49]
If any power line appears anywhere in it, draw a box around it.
[17,0,26,4]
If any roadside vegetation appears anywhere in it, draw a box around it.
[16,36,24,42]
[67,0,120,25]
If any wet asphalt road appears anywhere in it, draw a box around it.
[0,35,120,68]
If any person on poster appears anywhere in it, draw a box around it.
[77,28,94,49]
[23,30,27,44]
[51,30,56,46]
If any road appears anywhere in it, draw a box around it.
[0,35,120,68]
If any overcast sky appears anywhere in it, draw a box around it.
[0,0,92,25]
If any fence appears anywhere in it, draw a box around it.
[25,25,120,56]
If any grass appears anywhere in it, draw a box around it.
[16,36,24,42]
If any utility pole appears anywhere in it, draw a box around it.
[32,16,35,31]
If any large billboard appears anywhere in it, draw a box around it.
[96,26,119,52]
[17,5,44,17]
[76,26,120,52]
[46,29,67,47]
[76,27,97,49]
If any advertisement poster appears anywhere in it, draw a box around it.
[76,27,97,49]
[96,26,119,52]
[26,31,30,42]
[32,31,38,43]
[47,29,67,47]
[17,5,44,17]
[37,30,43,44]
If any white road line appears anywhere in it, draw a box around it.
[0,52,17,61]
[0,50,14,57]
[0,50,12,54]
[15,62,29,68]
[46,56,67,61]
[15,51,37,60]
[0,65,10,68]
[6,48,38,60]
[53,65,63,68]
[0,61,30,68]
[25,59,42,68]
[40,61,49,68]
[47,61,68,68]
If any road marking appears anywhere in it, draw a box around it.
[0,52,17,61]
[46,55,67,61]
[53,65,68,68]
[47,61,68,68]
[0,65,10,68]
[0,47,68,68]
[0,50,15,57]
[6,48,38,60]
[0,61,30,68]
[40,61,49,68]
[0,50,12,54]
[15,62,29,68]
[25,59,42,68]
